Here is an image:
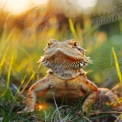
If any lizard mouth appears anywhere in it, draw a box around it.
[41,50,91,69]
[42,59,89,68]
[69,60,89,68]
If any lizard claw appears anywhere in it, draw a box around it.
[17,107,34,114]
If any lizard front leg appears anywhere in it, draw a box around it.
[80,77,99,112]
[21,76,50,113]
[82,92,98,112]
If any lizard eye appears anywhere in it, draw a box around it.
[73,41,77,46]
[68,39,77,47]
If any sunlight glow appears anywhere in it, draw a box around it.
[31,0,48,6]
[0,0,96,16]
[0,0,48,15]
[36,104,47,111]
[0,0,30,15]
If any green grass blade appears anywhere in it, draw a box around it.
[7,56,14,88]
[21,72,35,94]
[68,18,78,39]
[13,74,27,100]
[112,47,122,85]
[0,46,9,74]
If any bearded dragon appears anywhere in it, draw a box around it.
[21,39,122,113]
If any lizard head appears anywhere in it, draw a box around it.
[40,39,91,70]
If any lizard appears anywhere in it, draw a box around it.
[20,39,122,113]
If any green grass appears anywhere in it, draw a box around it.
[0,14,122,121]
[112,48,122,86]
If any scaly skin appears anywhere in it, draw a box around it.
[21,39,122,113]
